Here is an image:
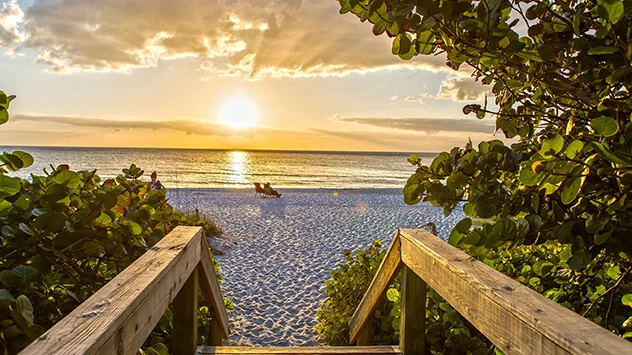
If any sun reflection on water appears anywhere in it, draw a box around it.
[223,151,250,187]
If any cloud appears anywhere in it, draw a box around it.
[404,93,434,104]
[11,113,267,136]
[436,76,490,101]
[311,128,481,152]
[0,0,23,47]
[0,0,451,78]
[335,116,494,134]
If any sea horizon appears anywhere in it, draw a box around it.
[0,146,439,189]
[0,144,441,155]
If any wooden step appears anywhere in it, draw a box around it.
[196,345,401,355]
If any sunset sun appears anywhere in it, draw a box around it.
[218,96,258,129]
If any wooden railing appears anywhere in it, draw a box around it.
[349,229,632,355]
[21,226,229,355]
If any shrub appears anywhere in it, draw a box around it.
[318,239,632,351]
[0,163,225,353]
[317,241,490,354]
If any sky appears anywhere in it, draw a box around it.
[0,0,499,152]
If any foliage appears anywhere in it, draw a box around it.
[338,0,632,344]
[317,239,632,351]
[339,0,632,272]
[0,91,34,176]
[0,92,227,353]
[317,241,492,353]
[316,240,398,345]
[484,243,632,338]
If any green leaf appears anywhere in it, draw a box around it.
[0,199,12,216]
[588,46,618,55]
[403,179,423,205]
[12,266,39,283]
[591,142,632,165]
[0,153,23,171]
[533,261,554,276]
[475,196,496,218]
[83,241,105,257]
[12,151,33,169]
[598,0,625,23]
[446,172,468,189]
[15,295,34,326]
[560,177,583,205]
[386,288,399,302]
[0,289,14,300]
[0,270,18,288]
[146,343,169,355]
[127,220,143,236]
[568,250,592,270]
[0,175,21,198]
[594,229,612,245]
[542,134,564,156]
[54,170,81,188]
[591,116,619,137]
[0,108,8,125]
[607,265,621,280]
[34,211,66,233]
[565,140,584,159]
[623,294,632,307]
[416,31,434,55]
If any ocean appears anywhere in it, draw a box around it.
[0,146,438,189]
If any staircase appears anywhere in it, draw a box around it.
[20,227,632,355]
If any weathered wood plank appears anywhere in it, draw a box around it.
[355,321,373,346]
[349,234,403,344]
[398,228,632,355]
[198,236,230,339]
[209,317,223,346]
[21,226,204,355]
[399,266,426,355]
[173,268,198,355]
[196,345,401,354]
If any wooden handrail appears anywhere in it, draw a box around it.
[21,226,230,355]
[348,235,402,344]
[349,228,632,355]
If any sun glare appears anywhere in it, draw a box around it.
[218,96,258,129]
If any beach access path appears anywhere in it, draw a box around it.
[168,188,462,346]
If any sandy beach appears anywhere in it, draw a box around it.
[168,188,462,346]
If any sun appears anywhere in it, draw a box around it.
[218,96,258,129]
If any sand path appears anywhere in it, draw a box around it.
[169,189,462,345]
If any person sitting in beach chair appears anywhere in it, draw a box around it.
[254,182,266,197]
[263,182,281,198]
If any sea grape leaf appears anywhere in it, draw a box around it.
[15,295,34,326]
[0,175,21,198]
[598,0,624,23]
[591,116,619,137]
[12,266,39,283]
[12,151,33,169]
[542,134,564,156]
[0,289,14,300]
[560,177,583,205]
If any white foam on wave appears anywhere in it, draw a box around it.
[168,188,463,345]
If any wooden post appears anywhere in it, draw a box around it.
[356,322,373,346]
[400,266,426,355]
[210,316,223,345]
[173,268,198,355]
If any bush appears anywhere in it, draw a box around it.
[0,163,224,354]
[317,241,490,354]
[318,239,632,351]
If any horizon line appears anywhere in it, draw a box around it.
[0,144,441,155]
